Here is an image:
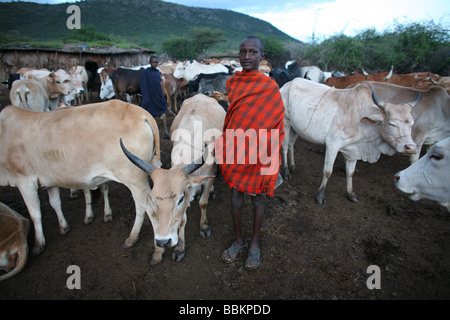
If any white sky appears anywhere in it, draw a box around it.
[1,0,449,42]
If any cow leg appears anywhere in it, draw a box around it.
[47,187,70,235]
[315,147,339,204]
[101,183,113,222]
[123,185,155,249]
[123,203,146,249]
[287,130,298,174]
[281,122,292,180]
[198,178,214,238]
[345,159,358,203]
[172,212,187,262]
[18,183,46,255]
[82,189,94,224]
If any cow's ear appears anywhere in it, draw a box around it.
[187,175,215,187]
[361,114,383,125]
[186,175,214,192]
[47,72,55,82]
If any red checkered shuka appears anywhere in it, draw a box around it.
[214,70,285,196]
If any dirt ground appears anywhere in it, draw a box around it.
[0,90,449,301]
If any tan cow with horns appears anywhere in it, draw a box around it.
[121,93,225,264]
[0,100,161,256]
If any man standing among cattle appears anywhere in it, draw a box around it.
[140,56,170,138]
[215,36,284,270]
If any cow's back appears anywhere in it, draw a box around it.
[0,100,159,188]
[170,94,225,173]
[281,79,341,144]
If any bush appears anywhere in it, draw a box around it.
[301,21,449,75]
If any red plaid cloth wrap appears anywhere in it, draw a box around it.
[215,70,285,196]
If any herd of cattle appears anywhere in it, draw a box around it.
[0,57,449,281]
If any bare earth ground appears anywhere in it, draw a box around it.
[0,91,449,301]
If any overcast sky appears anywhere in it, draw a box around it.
[1,0,448,42]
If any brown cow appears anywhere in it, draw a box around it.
[325,70,391,88]
[111,67,144,103]
[0,202,30,282]
[162,73,188,113]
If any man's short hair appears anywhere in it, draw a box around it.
[240,36,265,53]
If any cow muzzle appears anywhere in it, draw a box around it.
[401,143,417,155]
[155,238,172,248]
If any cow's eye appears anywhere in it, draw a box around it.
[177,194,185,206]
[430,152,443,160]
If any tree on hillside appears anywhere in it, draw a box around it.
[162,36,197,60]
[188,27,225,55]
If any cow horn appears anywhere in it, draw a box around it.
[409,92,421,108]
[384,65,394,80]
[429,74,439,85]
[120,138,157,176]
[181,144,208,176]
[371,89,386,110]
[362,67,369,75]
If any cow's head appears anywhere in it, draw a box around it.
[47,70,71,98]
[361,89,420,155]
[100,78,115,100]
[173,61,188,79]
[394,137,450,212]
[70,72,85,96]
[119,139,213,249]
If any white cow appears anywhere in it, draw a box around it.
[0,100,161,255]
[352,82,450,163]
[173,60,229,82]
[0,202,30,281]
[99,77,115,100]
[394,136,450,212]
[281,78,420,204]
[120,94,225,264]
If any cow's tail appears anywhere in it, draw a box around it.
[17,86,31,110]
[145,116,161,166]
[0,220,30,282]
[281,81,292,122]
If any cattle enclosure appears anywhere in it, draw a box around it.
[0,88,449,300]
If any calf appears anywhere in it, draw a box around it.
[0,202,30,281]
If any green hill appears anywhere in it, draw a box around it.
[0,0,298,51]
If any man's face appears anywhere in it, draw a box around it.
[239,39,264,72]
[150,58,158,69]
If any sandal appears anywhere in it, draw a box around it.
[245,249,261,270]
[222,239,247,264]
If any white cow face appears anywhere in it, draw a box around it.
[395,137,450,212]
[173,61,189,79]
[100,78,115,100]
[363,92,419,155]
